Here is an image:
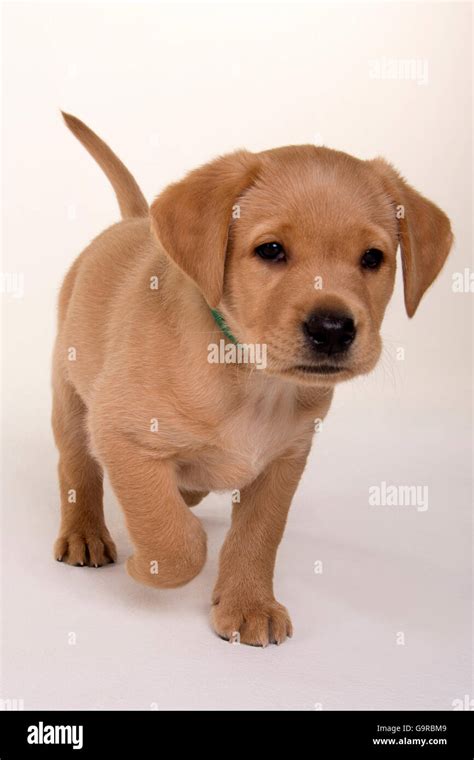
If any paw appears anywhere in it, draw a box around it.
[54,529,117,567]
[127,513,207,589]
[211,597,293,647]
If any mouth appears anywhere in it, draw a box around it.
[293,364,346,375]
[269,361,355,385]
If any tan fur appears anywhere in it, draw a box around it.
[52,114,452,646]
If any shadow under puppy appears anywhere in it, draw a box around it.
[53,114,452,646]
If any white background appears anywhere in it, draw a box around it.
[2,1,472,710]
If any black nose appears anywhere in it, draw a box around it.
[304,310,356,356]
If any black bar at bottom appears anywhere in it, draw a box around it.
[0,710,472,757]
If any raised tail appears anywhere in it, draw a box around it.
[61,112,148,219]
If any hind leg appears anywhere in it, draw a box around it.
[52,375,117,567]
[181,490,209,507]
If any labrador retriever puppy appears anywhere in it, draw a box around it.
[53,113,452,646]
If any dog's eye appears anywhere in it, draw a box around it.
[255,242,286,262]
[361,248,384,270]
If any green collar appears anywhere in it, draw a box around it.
[210,308,240,345]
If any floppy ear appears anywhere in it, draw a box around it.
[150,151,260,308]
[371,158,453,317]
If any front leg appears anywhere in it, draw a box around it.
[211,444,311,646]
[93,430,207,589]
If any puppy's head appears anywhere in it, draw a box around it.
[151,146,452,386]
